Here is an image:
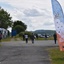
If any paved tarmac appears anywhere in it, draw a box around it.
[1,40,58,47]
[0,40,58,64]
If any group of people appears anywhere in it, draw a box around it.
[0,30,57,44]
[23,33,35,44]
[44,33,57,44]
[23,33,57,44]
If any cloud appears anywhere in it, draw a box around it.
[43,22,54,26]
[23,9,43,17]
[0,0,64,31]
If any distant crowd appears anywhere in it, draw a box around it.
[22,33,57,44]
[0,30,57,44]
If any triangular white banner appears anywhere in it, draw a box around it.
[51,0,64,51]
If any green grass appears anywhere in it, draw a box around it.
[1,37,11,42]
[49,47,64,64]
[35,37,54,40]
[11,35,54,41]
[47,37,54,40]
[0,36,54,42]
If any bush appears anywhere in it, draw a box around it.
[19,32,24,37]
[13,25,25,34]
[19,31,33,37]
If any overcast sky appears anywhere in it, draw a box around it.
[0,0,64,31]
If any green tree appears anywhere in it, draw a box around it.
[12,20,27,33]
[0,7,12,29]
[13,25,25,34]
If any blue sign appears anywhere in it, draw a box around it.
[11,30,17,36]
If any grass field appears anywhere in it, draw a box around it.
[1,37,11,42]
[49,47,64,64]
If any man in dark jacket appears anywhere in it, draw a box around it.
[53,33,57,44]
[30,34,35,44]
[0,31,2,42]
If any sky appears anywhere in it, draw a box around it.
[0,0,64,32]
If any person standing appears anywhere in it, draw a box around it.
[45,34,47,40]
[30,34,35,44]
[23,34,25,41]
[25,34,28,43]
[53,33,57,44]
[0,31,2,42]
[36,34,38,39]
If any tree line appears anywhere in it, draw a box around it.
[0,7,27,34]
